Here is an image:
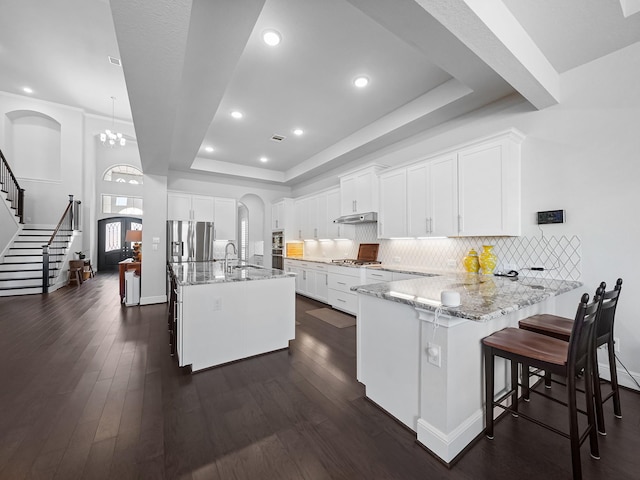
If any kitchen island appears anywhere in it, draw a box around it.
[169,261,295,372]
[353,273,581,464]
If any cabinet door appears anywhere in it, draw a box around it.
[191,195,215,222]
[429,154,458,237]
[458,138,520,236]
[167,193,193,220]
[355,169,377,213]
[271,201,283,230]
[316,192,328,239]
[378,169,407,238]
[294,199,304,240]
[315,271,328,303]
[213,197,236,240]
[305,196,319,239]
[407,162,429,237]
[327,188,355,239]
[340,175,357,214]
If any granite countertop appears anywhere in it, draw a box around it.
[284,257,439,276]
[169,261,294,286]
[352,273,582,322]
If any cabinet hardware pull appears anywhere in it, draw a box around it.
[458,215,462,233]
[337,298,346,302]
[337,281,346,285]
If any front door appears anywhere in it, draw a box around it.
[98,217,142,271]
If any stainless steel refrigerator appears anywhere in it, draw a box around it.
[167,221,215,262]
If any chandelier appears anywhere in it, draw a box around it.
[100,96,126,147]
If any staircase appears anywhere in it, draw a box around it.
[0,228,70,296]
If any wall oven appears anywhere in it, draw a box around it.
[272,230,284,270]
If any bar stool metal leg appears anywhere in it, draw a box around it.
[485,345,494,439]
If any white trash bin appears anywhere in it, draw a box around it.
[124,270,140,306]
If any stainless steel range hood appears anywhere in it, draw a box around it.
[333,212,378,224]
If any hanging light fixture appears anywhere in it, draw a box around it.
[100,96,126,147]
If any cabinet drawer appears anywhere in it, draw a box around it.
[328,289,358,315]
[311,263,328,272]
[365,270,393,282]
[328,273,362,293]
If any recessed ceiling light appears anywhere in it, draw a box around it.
[293,128,304,136]
[260,156,268,163]
[204,146,214,153]
[353,76,369,88]
[23,87,33,94]
[262,30,281,46]
[231,110,243,119]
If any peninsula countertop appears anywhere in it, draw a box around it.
[169,261,294,286]
[352,273,582,322]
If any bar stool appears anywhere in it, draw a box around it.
[519,278,623,435]
[483,290,602,480]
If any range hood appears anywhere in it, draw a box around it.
[333,212,378,224]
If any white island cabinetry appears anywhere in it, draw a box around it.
[354,274,581,464]
[171,262,295,372]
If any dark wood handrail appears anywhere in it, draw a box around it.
[47,197,74,246]
[43,195,79,293]
[0,148,25,223]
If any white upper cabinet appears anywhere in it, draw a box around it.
[191,195,215,222]
[327,188,355,240]
[339,166,382,215]
[382,154,457,239]
[378,169,408,238]
[428,153,458,237]
[457,131,523,236]
[167,193,214,221]
[378,129,523,238]
[167,192,236,240]
[213,197,237,241]
[271,198,293,231]
[167,192,193,220]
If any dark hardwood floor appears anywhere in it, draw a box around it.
[0,273,638,479]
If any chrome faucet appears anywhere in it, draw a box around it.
[224,242,237,273]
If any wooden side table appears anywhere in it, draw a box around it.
[119,260,141,301]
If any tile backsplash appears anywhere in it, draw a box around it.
[301,223,581,280]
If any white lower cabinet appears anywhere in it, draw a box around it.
[328,265,362,315]
[285,260,328,303]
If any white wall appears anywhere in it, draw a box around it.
[0,92,84,225]
[140,173,167,305]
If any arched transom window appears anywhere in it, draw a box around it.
[103,165,143,185]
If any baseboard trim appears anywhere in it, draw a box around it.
[140,295,167,305]
[416,409,484,464]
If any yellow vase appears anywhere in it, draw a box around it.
[462,249,480,273]
[479,245,497,275]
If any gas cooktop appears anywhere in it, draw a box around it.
[331,259,382,266]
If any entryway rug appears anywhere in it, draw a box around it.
[306,308,356,328]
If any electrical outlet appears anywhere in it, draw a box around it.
[393,256,401,263]
[447,259,456,267]
[614,337,620,353]
[427,342,441,367]
[212,297,222,311]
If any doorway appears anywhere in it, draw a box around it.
[97,216,142,271]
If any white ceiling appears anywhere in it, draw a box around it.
[2,0,639,186]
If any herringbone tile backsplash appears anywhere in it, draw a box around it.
[302,223,581,280]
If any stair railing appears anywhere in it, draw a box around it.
[42,195,81,293]
[0,148,25,224]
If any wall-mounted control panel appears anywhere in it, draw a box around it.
[537,209,565,225]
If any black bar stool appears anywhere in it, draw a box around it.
[519,278,623,435]
[483,290,602,480]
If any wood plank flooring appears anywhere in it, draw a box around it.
[0,273,638,479]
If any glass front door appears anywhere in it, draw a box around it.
[98,216,142,271]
